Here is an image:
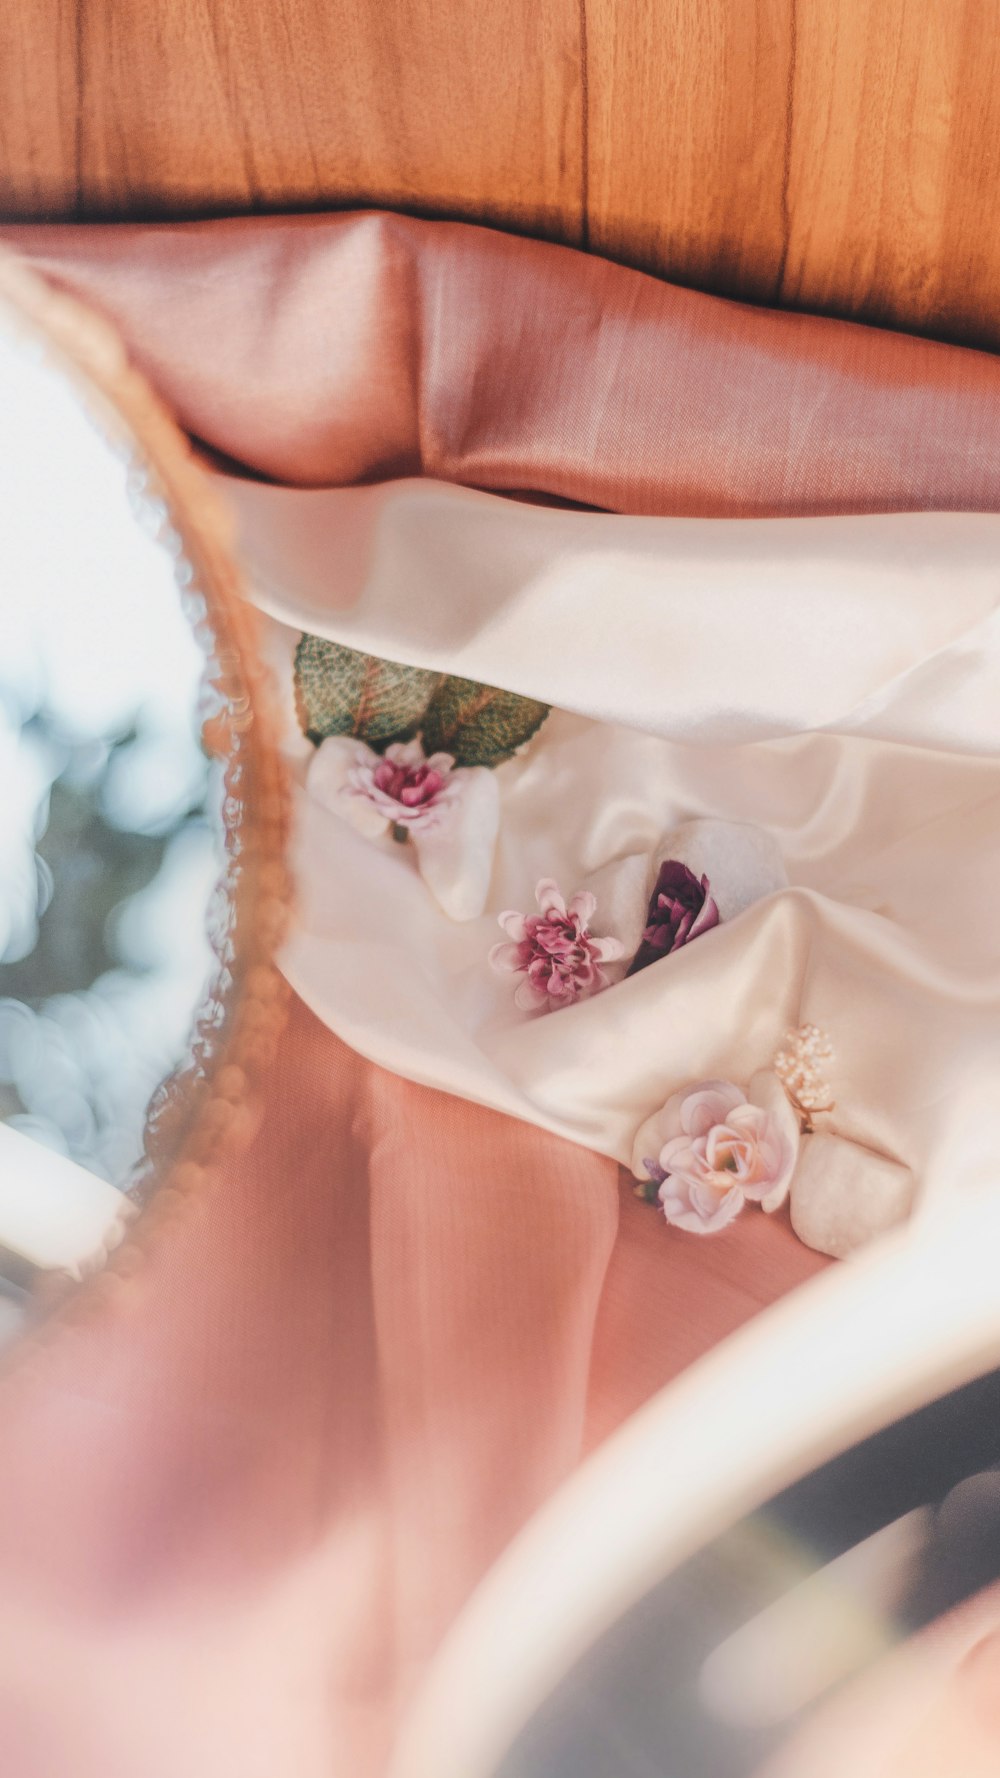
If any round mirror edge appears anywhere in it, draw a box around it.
[0,249,293,1360]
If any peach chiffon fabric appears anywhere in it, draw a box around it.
[0,999,818,1777]
[3,209,1000,1775]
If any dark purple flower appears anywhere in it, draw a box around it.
[626,860,720,977]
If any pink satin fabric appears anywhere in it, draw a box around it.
[6,209,1000,515]
[4,209,999,1775]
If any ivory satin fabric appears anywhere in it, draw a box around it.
[235,474,1000,1204]
[1,212,999,1776]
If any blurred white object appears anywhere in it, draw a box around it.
[0,1122,133,1278]
[791,1133,916,1259]
[698,1508,930,1728]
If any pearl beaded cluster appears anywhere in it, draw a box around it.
[773,1023,835,1119]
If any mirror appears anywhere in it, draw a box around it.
[0,259,288,1309]
[0,319,216,1184]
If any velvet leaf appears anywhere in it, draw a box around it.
[420,674,549,767]
[295,636,549,767]
[294,634,442,747]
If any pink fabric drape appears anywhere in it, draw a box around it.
[5,208,999,1774]
[6,209,1000,515]
[0,1002,820,1777]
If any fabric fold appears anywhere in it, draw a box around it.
[233,473,1000,755]
[6,209,1000,517]
[232,476,1000,1218]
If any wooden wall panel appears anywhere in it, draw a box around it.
[0,0,79,219]
[770,0,1000,347]
[0,0,585,241]
[585,0,1000,348]
[2,0,1000,350]
[585,0,797,306]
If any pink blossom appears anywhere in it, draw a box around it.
[307,735,500,921]
[348,738,457,830]
[490,878,625,1013]
[631,1074,800,1234]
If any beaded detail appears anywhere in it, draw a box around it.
[773,1023,836,1131]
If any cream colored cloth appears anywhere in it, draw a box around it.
[224,474,1000,1211]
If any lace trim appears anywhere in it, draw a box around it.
[0,251,293,1377]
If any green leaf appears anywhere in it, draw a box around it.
[420,675,550,768]
[294,634,442,746]
[293,633,550,768]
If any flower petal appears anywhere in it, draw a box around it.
[689,887,721,939]
[535,879,567,918]
[411,767,500,922]
[489,941,525,972]
[630,1110,671,1180]
[513,977,550,1012]
[307,736,390,839]
[591,935,625,962]
[680,1080,746,1139]
[661,1183,744,1235]
[307,733,369,803]
[746,1068,801,1210]
[497,910,527,942]
[384,738,425,769]
[567,889,598,926]
[628,1085,694,1180]
[659,1136,703,1178]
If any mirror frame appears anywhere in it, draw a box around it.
[0,249,292,1338]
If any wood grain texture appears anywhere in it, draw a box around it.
[586,0,1000,348]
[2,0,1000,349]
[0,0,586,240]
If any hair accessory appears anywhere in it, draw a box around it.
[772,1023,836,1133]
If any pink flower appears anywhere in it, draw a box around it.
[307,735,500,922]
[631,1074,800,1234]
[347,738,457,830]
[490,878,625,1013]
